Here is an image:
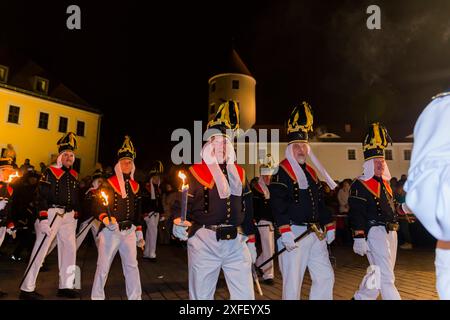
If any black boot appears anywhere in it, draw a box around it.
[19,290,44,300]
[0,290,7,299]
[57,289,80,299]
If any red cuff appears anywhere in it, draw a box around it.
[39,211,48,218]
[74,211,79,219]
[326,225,336,232]
[247,235,256,243]
[279,226,292,234]
[136,226,143,232]
[7,222,14,229]
[99,213,107,221]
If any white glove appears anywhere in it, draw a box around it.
[40,219,51,236]
[136,230,145,249]
[353,238,369,256]
[326,229,336,244]
[173,224,188,241]
[159,215,166,222]
[106,222,118,232]
[247,242,257,263]
[281,231,298,252]
[6,227,16,239]
[0,200,8,211]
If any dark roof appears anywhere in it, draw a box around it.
[0,48,101,115]
[209,48,253,78]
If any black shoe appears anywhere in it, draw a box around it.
[40,264,49,272]
[0,290,7,299]
[57,289,80,299]
[263,279,274,285]
[19,290,44,300]
[143,257,157,262]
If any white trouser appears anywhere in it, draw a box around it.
[354,226,401,300]
[0,226,6,248]
[255,220,275,280]
[21,208,77,292]
[76,218,101,250]
[278,225,334,300]
[91,226,142,300]
[187,228,254,300]
[435,248,450,300]
[143,212,159,258]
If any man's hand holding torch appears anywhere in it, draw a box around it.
[172,171,192,241]
[100,191,118,232]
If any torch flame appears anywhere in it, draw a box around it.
[7,171,19,183]
[177,171,189,189]
[100,191,109,206]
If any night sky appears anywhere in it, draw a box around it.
[1,0,450,169]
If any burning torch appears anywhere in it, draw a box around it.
[100,191,112,223]
[173,171,192,228]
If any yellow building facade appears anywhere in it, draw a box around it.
[0,86,101,176]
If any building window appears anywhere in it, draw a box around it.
[209,104,216,115]
[0,65,9,83]
[347,149,356,160]
[38,112,49,129]
[404,149,412,161]
[232,80,239,89]
[34,76,49,95]
[385,149,393,161]
[76,121,85,137]
[59,117,68,133]
[210,82,216,93]
[7,105,20,124]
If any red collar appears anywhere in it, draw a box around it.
[49,166,78,180]
[107,175,140,196]
[253,182,265,195]
[359,178,392,198]
[189,161,245,189]
[0,184,13,197]
[279,159,318,183]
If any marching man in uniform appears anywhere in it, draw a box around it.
[270,102,337,300]
[142,160,164,262]
[91,136,144,300]
[404,90,450,299]
[252,162,276,285]
[172,100,257,300]
[20,132,81,300]
[77,168,105,250]
[46,168,105,257]
[0,156,18,298]
[349,123,401,300]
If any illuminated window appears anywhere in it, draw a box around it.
[7,105,20,124]
[34,76,49,95]
[347,149,356,160]
[0,65,8,83]
[385,149,393,161]
[38,112,49,129]
[77,121,85,137]
[59,117,68,133]
[232,80,239,89]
